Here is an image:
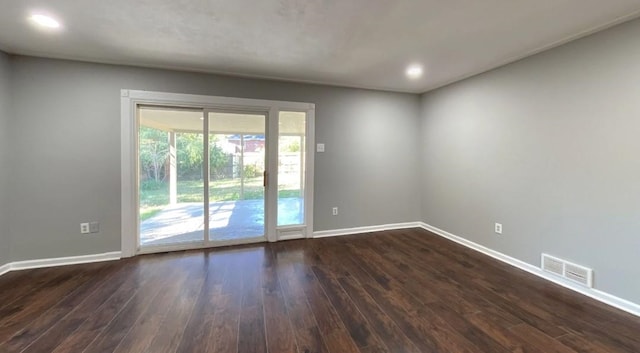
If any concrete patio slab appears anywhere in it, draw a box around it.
[140,197,303,246]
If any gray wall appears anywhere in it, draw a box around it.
[420,19,640,303]
[0,51,10,266]
[7,56,421,261]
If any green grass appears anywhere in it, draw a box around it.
[140,178,301,219]
[140,206,165,222]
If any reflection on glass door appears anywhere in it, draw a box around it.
[138,107,205,247]
[208,112,266,241]
[278,111,306,226]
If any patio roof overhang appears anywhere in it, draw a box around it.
[139,106,305,135]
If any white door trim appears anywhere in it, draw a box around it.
[121,90,315,257]
[266,107,279,242]
[305,107,316,239]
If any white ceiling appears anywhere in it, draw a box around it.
[1,0,640,93]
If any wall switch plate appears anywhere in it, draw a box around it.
[80,223,90,234]
[89,222,100,233]
[332,207,338,216]
[317,143,325,153]
[495,223,503,234]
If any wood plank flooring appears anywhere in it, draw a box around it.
[1,228,639,352]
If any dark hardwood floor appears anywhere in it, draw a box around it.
[1,228,639,352]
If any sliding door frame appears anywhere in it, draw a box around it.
[121,89,315,258]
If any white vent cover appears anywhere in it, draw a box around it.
[541,255,564,276]
[564,263,593,288]
[541,254,593,288]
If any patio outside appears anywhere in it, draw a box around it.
[139,180,304,246]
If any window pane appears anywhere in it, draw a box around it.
[138,107,204,246]
[208,112,266,240]
[278,111,306,226]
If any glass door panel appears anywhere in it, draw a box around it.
[138,107,205,247]
[208,112,266,241]
[277,111,306,226]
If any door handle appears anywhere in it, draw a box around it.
[263,171,267,188]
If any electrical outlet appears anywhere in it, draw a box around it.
[332,207,338,216]
[495,223,503,234]
[89,222,100,233]
[80,223,90,234]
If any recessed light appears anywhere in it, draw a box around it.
[29,14,61,29]
[405,64,424,79]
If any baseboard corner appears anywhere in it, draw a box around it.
[418,222,640,318]
[0,262,11,276]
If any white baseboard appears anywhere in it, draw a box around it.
[0,262,11,276]
[418,222,640,318]
[313,222,422,238]
[0,251,122,274]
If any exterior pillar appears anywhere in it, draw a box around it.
[169,131,177,205]
[239,134,245,200]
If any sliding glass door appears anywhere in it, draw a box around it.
[207,111,266,243]
[137,108,267,251]
[138,107,205,247]
[122,90,315,256]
